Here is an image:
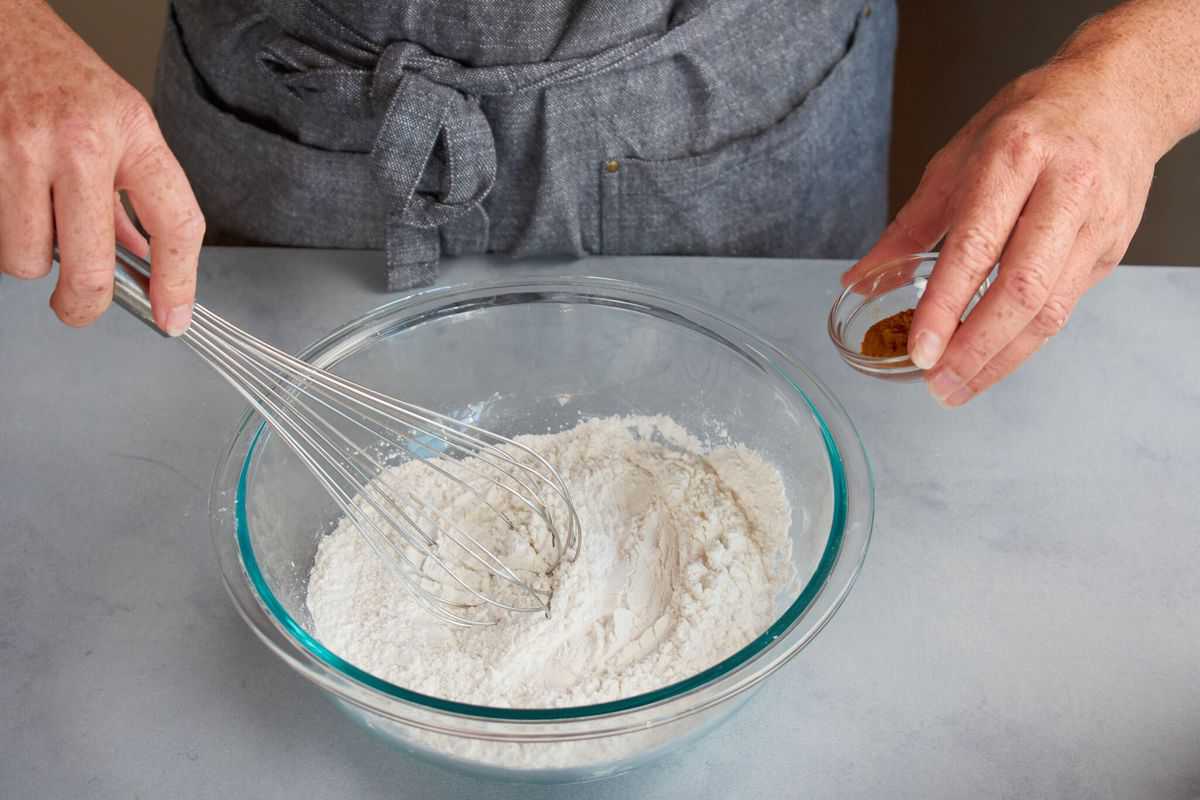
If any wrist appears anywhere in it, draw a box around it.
[4,0,76,52]
[1057,3,1200,158]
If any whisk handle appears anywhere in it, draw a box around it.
[51,244,167,337]
[111,245,166,337]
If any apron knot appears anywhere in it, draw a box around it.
[258,0,679,288]
[370,41,497,231]
[369,41,496,288]
[261,34,496,289]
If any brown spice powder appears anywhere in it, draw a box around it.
[861,308,915,358]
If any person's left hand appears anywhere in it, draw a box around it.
[842,50,1163,407]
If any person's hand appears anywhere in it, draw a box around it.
[0,0,204,334]
[843,5,1198,407]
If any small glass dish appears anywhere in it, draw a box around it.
[828,252,993,382]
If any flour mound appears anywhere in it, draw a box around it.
[306,415,794,708]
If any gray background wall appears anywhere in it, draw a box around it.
[47,0,1198,265]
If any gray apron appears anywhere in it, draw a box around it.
[154,0,897,290]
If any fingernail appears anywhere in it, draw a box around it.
[928,368,964,401]
[910,330,942,370]
[944,386,974,407]
[165,304,193,337]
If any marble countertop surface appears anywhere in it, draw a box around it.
[2,250,1198,799]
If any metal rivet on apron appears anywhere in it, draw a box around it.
[864,4,872,16]
[605,159,620,173]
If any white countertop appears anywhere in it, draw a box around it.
[2,250,1198,799]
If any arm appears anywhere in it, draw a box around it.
[0,0,203,334]
[1075,0,1200,154]
[844,0,1200,406]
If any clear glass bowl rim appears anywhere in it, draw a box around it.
[827,251,941,367]
[209,274,874,736]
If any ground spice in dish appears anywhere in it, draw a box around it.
[861,308,915,358]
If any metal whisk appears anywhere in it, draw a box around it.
[99,245,581,626]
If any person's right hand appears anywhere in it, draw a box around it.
[1,0,204,335]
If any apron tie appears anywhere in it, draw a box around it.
[259,1,687,288]
[261,36,496,289]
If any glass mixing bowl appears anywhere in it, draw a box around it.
[209,276,873,783]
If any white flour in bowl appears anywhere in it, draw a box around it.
[306,415,794,708]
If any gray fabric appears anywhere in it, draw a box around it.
[154,0,897,290]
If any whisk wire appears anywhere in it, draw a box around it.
[186,308,564,586]
[189,305,581,560]
[188,325,506,626]
[180,303,579,626]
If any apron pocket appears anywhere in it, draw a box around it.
[599,3,894,260]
